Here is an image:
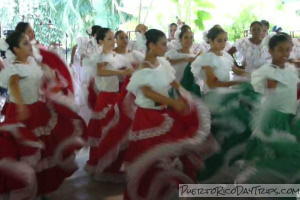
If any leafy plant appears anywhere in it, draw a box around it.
[170,0,213,31]
[225,6,258,41]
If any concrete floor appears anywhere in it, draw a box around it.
[48,149,124,200]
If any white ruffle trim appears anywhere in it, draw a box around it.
[125,99,215,200]
[129,114,174,141]
[33,104,58,137]
[36,119,84,172]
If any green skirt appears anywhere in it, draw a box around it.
[168,63,202,98]
[238,109,300,185]
[197,83,260,183]
[180,63,202,97]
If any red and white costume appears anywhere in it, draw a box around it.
[124,57,218,200]
[85,52,132,182]
[0,55,85,196]
[0,122,41,200]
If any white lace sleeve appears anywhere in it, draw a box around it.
[0,65,30,88]
[127,69,153,94]
[191,53,213,80]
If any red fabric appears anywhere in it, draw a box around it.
[124,107,200,163]
[3,102,85,195]
[87,79,97,110]
[123,106,216,200]
[0,124,39,197]
[86,92,119,139]
[39,48,74,94]
[117,77,130,102]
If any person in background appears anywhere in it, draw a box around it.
[168,23,177,41]
[261,20,270,39]
[228,21,270,75]
[236,33,300,184]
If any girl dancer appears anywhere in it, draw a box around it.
[236,33,300,184]
[124,29,217,200]
[85,28,132,182]
[166,28,201,96]
[114,30,144,100]
[191,26,258,183]
[0,31,85,198]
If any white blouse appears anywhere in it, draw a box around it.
[191,51,233,93]
[127,57,176,110]
[234,38,271,73]
[92,53,120,92]
[114,50,144,69]
[0,57,43,104]
[165,49,195,82]
[251,63,298,114]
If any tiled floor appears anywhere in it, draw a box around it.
[48,149,124,200]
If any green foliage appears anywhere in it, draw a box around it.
[1,0,133,47]
[93,0,134,31]
[171,0,213,31]
[194,10,211,30]
[225,6,258,42]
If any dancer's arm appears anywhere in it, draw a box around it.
[9,75,29,120]
[141,85,186,112]
[203,66,242,88]
[97,62,133,76]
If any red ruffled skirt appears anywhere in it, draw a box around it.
[123,101,218,200]
[3,100,85,195]
[86,91,132,181]
[86,79,133,182]
[0,123,42,200]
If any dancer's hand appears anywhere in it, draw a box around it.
[185,57,196,63]
[173,98,187,113]
[122,68,134,76]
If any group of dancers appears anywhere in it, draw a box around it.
[0,18,299,200]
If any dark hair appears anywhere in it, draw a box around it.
[115,30,125,39]
[169,23,177,28]
[5,31,26,54]
[145,29,166,51]
[15,22,30,33]
[269,32,291,50]
[179,28,192,40]
[207,27,226,41]
[261,20,270,28]
[91,25,102,36]
[96,28,111,44]
[250,21,263,28]
[181,25,191,32]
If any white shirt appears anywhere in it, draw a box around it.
[191,51,233,93]
[114,50,144,69]
[127,57,175,110]
[93,53,119,92]
[165,49,195,82]
[234,38,271,73]
[0,57,43,104]
[251,63,298,114]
